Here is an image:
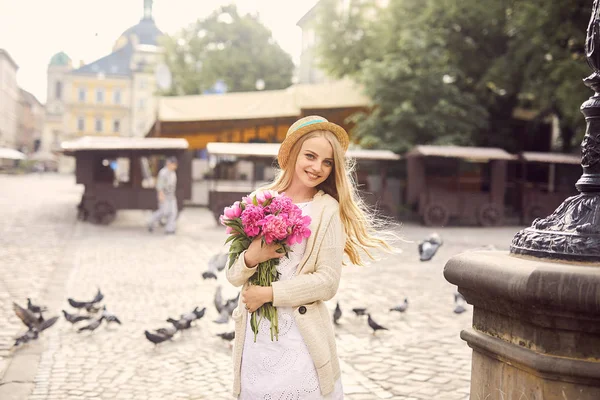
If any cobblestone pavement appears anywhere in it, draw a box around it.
[0,174,525,399]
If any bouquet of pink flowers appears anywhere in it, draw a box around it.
[220,190,312,341]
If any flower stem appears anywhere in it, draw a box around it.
[249,258,279,342]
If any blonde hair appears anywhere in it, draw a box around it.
[265,130,393,266]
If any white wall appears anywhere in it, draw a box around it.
[0,55,19,148]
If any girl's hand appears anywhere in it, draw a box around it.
[242,285,273,313]
[244,236,284,266]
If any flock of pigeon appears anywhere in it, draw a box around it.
[12,232,467,348]
[12,289,120,347]
[329,232,465,335]
[144,287,240,347]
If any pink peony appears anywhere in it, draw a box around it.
[223,201,242,220]
[287,215,312,245]
[267,194,294,216]
[259,214,290,244]
[240,204,265,237]
[255,190,277,205]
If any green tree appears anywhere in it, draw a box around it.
[316,0,592,153]
[160,5,294,95]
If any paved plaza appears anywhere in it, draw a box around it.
[0,174,525,399]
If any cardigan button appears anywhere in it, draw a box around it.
[298,306,307,314]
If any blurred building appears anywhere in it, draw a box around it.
[0,49,20,149]
[44,0,163,172]
[296,0,388,84]
[17,88,45,154]
[297,3,328,85]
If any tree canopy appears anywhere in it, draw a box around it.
[160,5,294,95]
[316,0,591,153]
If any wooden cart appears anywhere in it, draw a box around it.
[518,152,581,224]
[204,142,401,222]
[61,137,192,224]
[405,145,516,226]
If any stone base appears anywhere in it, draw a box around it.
[466,329,600,400]
[444,251,600,399]
[471,351,600,400]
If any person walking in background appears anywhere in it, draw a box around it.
[148,156,178,234]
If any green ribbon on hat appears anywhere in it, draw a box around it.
[293,118,326,132]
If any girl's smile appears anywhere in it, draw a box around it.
[293,136,334,190]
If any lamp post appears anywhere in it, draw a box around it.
[444,3,600,398]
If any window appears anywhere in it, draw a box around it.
[77,117,85,131]
[138,98,145,110]
[55,81,62,100]
[78,87,86,102]
[113,119,120,133]
[138,78,147,89]
[95,117,103,133]
[96,88,104,103]
[113,89,121,105]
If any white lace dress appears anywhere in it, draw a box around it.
[239,201,344,400]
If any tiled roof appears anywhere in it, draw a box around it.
[71,45,132,77]
[71,18,162,77]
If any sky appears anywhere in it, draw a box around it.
[0,0,319,103]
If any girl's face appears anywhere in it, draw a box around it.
[293,136,334,190]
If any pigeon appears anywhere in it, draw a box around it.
[454,304,467,314]
[333,302,342,325]
[213,308,230,324]
[144,330,171,345]
[202,252,229,279]
[214,286,224,314]
[27,298,48,314]
[418,233,443,262]
[367,314,388,335]
[155,326,178,339]
[78,317,105,333]
[352,308,367,317]
[13,302,42,331]
[181,307,206,324]
[68,288,104,312]
[225,293,240,316]
[101,306,122,325]
[167,317,192,331]
[14,329,39,346]
[62,310,92,324]
[13,302,58,332]
[216,331,235,342]
[209,252,229,272]
[454,292,467,314]
[202,271,218,280]
[390,298,409,313]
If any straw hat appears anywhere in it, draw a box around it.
[278,115,349,169]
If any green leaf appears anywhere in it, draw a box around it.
[224,234,237,245]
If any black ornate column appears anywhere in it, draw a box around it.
[511,1,600,261]
[444,3,600,399]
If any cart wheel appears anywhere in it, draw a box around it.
[477,203,503,227]
[525,204,545,223]
[93,201,116,225]
[423,203,450,226]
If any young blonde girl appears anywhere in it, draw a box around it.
[226,115,392,399]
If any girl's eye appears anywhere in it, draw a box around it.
[324,161,333,167]
[305,153,315,159]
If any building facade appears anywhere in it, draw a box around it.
[0,49,20,149]
[44,0,163,171]
[17,88,45,154]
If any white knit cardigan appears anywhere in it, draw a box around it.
[226,190,345,397]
